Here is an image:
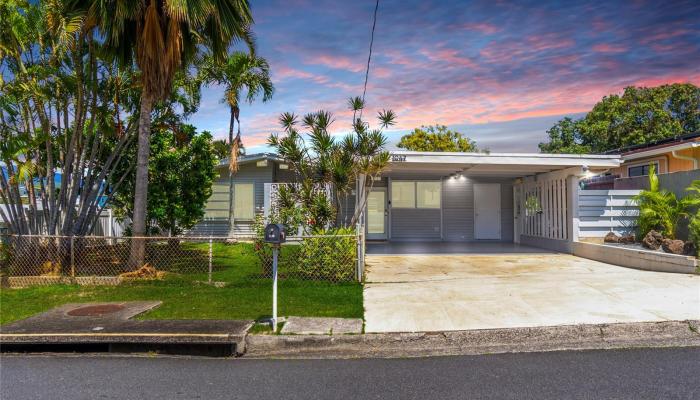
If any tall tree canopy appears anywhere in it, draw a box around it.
[92,0,253,266]
[539,83,700,154]
[0,0,140,236]
[199,51,273,236]
[398,125,480,152]
[111,124,217,236]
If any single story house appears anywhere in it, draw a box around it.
[584,132,700,190]
[189,153,294,236]
[609,132,700,178]
[193,151,622,252]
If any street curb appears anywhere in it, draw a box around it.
[244,320,700,359]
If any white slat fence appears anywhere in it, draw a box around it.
[577,189,639,238]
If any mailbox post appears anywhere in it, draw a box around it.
[264,224,286,329]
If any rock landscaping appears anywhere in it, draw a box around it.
[661,239,685,255]
[604,230,695,256]
[641,230,664,251]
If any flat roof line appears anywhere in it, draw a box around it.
[390,150,620,159]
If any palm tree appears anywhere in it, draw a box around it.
[90,0,254,266]
[634,164,695,239]
[201,52,273,235]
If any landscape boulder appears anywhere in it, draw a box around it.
[603,232,620,243]
[619,234,636,244]
[661,239,684,255]
[641,230,663,250]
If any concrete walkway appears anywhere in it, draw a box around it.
[364,253,700,333]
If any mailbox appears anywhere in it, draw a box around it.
[264,223,286,244]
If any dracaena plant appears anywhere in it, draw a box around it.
[268,97,395,228]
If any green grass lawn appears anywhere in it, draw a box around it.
[0,242,363,325]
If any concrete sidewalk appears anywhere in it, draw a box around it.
[245,320,700,359]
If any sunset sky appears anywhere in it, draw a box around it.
[190,0,700,153]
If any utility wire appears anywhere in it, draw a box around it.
[358,0,379,122]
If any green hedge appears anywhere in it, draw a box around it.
[253,227,357,281]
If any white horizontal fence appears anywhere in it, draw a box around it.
[578,189,639,238]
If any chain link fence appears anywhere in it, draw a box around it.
[0,233,362,288]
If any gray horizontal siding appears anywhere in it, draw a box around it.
[391,208,441,240]
[500,183,514,242]
[338,193,356,225]
[218,162,273,216]
[193,162,274,235]
[443,176,473,241]
[442,177,514,242]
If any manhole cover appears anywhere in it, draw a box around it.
[67,304,125,317]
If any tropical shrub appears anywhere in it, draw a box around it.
[633,165,694,239]
[683,181,700,256]
[268,98,396,227]
[296,228,356,281]
[687,213,700,257]
[252,217,356,281]
[270,182,336,235]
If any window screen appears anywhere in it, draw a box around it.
[234,183,255,220]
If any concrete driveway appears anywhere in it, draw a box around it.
[364,250,700,333]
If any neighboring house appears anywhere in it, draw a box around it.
[610,132,700,178]
[195,150,622,252]
[583,132,700,190]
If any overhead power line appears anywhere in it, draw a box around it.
[359,0,379,121]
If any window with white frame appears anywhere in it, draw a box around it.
[391,181,441,208]
[234,183,255,220]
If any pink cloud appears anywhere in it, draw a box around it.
[305,54,392,79]
[457,22,501,35]
[420,48,479,69]
[640,29,692,44]
[525,34,576,52]
[592,43,627,53]
[480,33,576,65]
[314,54,364,72]
[550,54,581,65]
[273,65,359,91]
[384,50,413,66]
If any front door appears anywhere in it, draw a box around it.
[366,188,388,240]
[474,183,501,240]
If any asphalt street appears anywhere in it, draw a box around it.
[1,347,699,399]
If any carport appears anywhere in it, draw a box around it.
[361,151,700,334]
[364,151,621,254]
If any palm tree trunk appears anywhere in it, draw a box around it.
[227,106,236,238]
[129,92,154,267]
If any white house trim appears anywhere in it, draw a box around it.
[621,141,700,161]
